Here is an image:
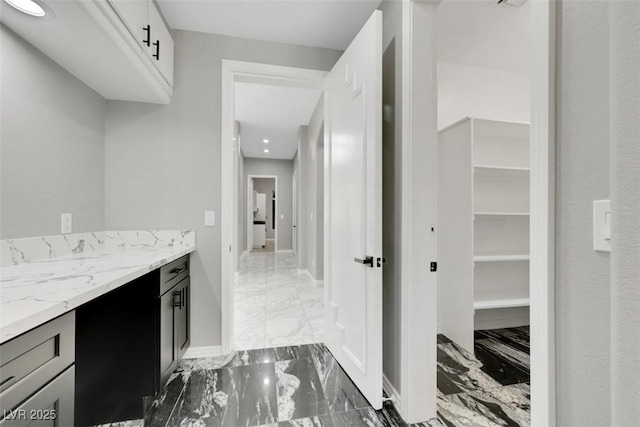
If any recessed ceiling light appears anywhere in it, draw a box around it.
[264,149,269,153]
[263,139,269,143]
[5,0,45,16]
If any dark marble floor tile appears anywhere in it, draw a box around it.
[275,345,313,362]
[437,369,463,396]
[169,364,278,427]
[176,353,236,372]
[233,363,280,426]
[436,385,530,427]
[437,334,453,345]
[437,343,503,393]
[236,348,278,366]
[476,338,530,374]
[259,414,335,427]
[377,401,407,426]
[473,340,529,386]
[330,407,387,427]
[145,371,190,427]
[275,358,329,422]
[308,343,371,413]
[168,367,234,427]
[475,327,530,355]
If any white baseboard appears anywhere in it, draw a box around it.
[383,374,402,410]
[315,279,324,285]
[266,238,275,242]
[299,269,324,285]
[241,250,249,257]
[183,345,222,359]
[276,249,293,253]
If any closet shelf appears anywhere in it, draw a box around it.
[474,290,530,310]
[474,211,530,217]
[473,255,530,262]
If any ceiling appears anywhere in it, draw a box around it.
[437,0,530,73]
[235,82,322,159]
[156,0,382,50]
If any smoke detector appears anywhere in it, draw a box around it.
[497,0,527,7]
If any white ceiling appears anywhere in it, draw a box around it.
[437,0,530,73]
[156,0,382,50]
[235,82,322,159]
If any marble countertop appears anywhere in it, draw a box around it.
[0,231,195,344]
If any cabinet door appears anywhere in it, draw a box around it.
[108,0,149,52]
[159,287,178,386]
[175,278,190,360]
[0,366,74,427]
[148,1,174,87]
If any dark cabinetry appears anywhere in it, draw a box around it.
[159,256,190,386]
[0,312,75,426]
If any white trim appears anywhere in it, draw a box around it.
[530,1,556,426]
[276,249,294,253]
[182,345,222,359]
[221,60,327,355]
[383,374,402,408]
[241,250,249,257]
[400,2,439,423]
[265,238,275,242]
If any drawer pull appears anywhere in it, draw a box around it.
[173,290,182,308]
[170,267,186,275]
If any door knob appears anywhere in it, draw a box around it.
[354,256,374,267]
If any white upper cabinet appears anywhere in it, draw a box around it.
[0,0,174,104]
[147,1,174,86]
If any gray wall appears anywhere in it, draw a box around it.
[0,25,106,239]
[380,0,403,394]
[609,1,640,424]
[294,97,324,279]
[244,158,295,251]
[555,2,611,425]
[253,178,275,240]
[105,30,340,348]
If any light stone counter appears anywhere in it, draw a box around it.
[0,230,195,344]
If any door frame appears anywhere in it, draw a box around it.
[528,1,557,425]
[247,175,278,251]
[292,170,297,258]
[221,60,327,354]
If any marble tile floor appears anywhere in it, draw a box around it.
[234,251,323,350]
[252,240,276,253]
[436,326,531,426]
[138,343,441,427]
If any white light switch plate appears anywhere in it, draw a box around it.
[61,213,72,234]
[593,200,611,252]
[205,211,216,226]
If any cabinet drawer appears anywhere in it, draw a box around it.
[160,255,189,295]
[0,366,74,426]
[0,312,75,413]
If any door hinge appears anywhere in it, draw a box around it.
[430,262,438,272]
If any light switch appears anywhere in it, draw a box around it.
[61,213,72,234]
[205,211,216,226]
[593,200,611,252]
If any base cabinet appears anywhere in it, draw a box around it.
[159,257,190,387]
[0,367,75,427]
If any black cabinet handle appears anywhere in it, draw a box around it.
[153,40,160,60]
[170,267,186,275]
[142,25,150,47]
[354,256,374,267]
[182,287,186,308]
[173,290,181,308]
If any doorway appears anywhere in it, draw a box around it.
[248,176,277,253]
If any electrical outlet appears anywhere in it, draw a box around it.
[205,211,216,226]
[61,213,72,234]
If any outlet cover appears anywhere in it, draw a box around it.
[61,213,72,234]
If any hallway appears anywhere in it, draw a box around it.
[234,251,324,350]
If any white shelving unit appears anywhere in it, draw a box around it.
[437,117,530,352]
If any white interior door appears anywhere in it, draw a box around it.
[324,10,383,409]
